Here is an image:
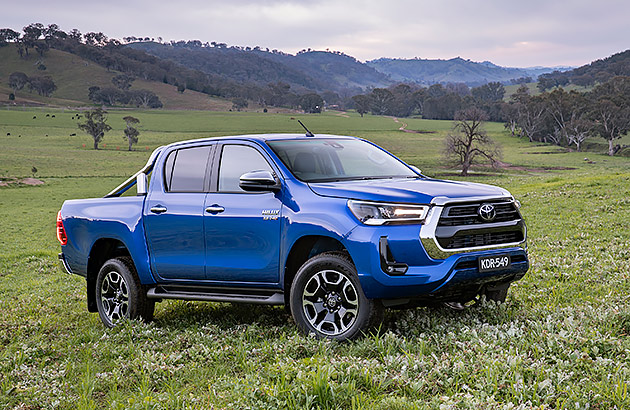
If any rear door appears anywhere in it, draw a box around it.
[204,143,283,284]
[144,144,214,280]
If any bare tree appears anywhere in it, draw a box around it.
[444,107,502,176]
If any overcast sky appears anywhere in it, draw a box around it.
[4,0,628,67]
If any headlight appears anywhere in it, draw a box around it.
[348,200,430,225]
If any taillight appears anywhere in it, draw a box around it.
[56,210,67,245]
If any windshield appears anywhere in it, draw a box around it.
[267,138,418,182]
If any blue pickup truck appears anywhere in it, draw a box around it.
[57,133,528,340]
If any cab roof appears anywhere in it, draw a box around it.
[164,133,356,149]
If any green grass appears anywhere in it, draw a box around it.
[1,109,630,409]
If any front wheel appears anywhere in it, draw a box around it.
[289,252,381,341]
[95,257,154,327]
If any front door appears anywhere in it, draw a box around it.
[204,143,282,284]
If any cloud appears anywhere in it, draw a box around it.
[2,0,629,67]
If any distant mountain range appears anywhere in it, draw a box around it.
[366,57,572,87]
[128,42,571,92]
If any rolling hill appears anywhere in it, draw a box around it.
[127,42,391,93]
[538,49,630,89]
[0,45,232,110]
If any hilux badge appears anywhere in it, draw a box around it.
[478,203,496,222]
[262,209,280,220]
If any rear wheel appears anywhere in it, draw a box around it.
[289,252,381,341]
[95,257,154,327]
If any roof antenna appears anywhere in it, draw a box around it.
[297,120,314,137]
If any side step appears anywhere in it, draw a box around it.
[146,285,284,305]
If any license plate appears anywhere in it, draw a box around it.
[478,254,511,272]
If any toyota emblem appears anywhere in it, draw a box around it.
[478,203,496,222]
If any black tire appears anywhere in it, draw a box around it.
[95,257,154,327]
[484,283,510,303]
[289,251,382,341]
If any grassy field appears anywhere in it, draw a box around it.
[1,108,629,409]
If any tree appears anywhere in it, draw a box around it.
[444,108,502,176]
[8,72,29,94]
[90,87,126,106]
[84,32,108,47]
[78,108,112,149]
[589,77,630,156]
[352,94,371,117]
[369,88,394,115]
[129,89,163,108]
[299,93,324,113]
[122,116,140,151]
[43,24,66,46]
[67,29,82,42]
[111,74,135,90]
[590,99,630,156]
[471,82,505,102]
[511,86,547,142]
[21,23,44,56]
[544,89,591,151]
[0,28,20,45]
[27,76,57,97]
[389,84,417,117]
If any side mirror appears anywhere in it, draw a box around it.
[410,165,422,175]
[239,170,281,192]
[136,173,148,196]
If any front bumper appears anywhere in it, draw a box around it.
[346,196,529,300]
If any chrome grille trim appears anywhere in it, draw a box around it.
[419,198,527,260]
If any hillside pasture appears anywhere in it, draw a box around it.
[0,45,232,110]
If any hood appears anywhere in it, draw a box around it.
[308,177,510,204]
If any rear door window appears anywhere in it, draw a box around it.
[165,146,212,192]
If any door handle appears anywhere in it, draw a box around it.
[205,205,225,214]
[150,206,167,214]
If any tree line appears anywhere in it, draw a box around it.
[503,77,630,156]
[350,77,630,156]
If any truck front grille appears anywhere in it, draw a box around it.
[434,200,525,250]
[438,201,520,226]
